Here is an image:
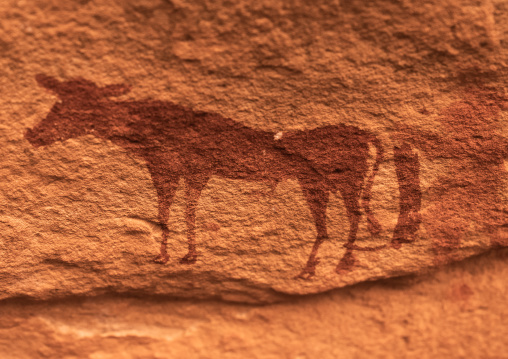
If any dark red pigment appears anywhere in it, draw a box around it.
[25,74,420,278]
[391,142,422,249]
[398,84,508,264]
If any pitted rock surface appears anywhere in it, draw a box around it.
[0,0,507,302]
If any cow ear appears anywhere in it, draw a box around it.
[101,84,131,97]
[35,74,61,91]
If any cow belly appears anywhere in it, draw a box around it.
[213,154,294,182]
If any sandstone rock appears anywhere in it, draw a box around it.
[1,249,507,358]
[0,0,507,303]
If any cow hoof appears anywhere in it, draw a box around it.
[367,220,382,236]
[179,253,197,264]
[391,239,403,250]
[294,267,316,280]
[336,251,357,274]
[391,238,415,249]
[154,254,169,264]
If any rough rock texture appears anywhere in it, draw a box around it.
[0,249,507,358]
[1,0,507,304]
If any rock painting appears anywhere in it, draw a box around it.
[397,83,508,264]
[25,74,422,278]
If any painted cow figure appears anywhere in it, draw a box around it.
[26,74,386,278]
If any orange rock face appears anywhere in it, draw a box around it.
[1,250,507,358]
[0,0,507,302]
[0,0,507,353]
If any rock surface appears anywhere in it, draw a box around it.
[1,248,507,358]
[0,0,507,303]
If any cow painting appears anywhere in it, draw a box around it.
[25,74,419,278]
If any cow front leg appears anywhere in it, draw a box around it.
[180,177,208,264]
[154,224,171,264]
[295,182,329,279]
[153,179,180,264]
[148,169,180,264]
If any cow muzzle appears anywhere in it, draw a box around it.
[24,128,46,148]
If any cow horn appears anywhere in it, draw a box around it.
[35,74,61,91]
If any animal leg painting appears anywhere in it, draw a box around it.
[181,177,209,264]
[295,180,330,279]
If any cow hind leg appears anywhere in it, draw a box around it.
[332,184,361,272]
[336,248,356,274]
[340,184,362,249]
[295,181,330,279]
[336,182,385,273]
[180,177,209,264]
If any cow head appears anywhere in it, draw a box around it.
[25,74,131,147]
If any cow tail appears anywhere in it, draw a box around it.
[362,135,383,236]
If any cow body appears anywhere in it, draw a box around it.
[26,75,385,278]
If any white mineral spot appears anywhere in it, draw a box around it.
[274,131,283,140]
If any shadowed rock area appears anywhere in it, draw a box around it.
[1,249,507,358]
